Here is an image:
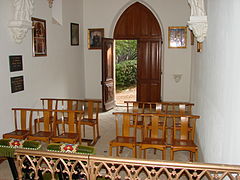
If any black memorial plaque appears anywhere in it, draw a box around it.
[9,55,23,72]
[11,76,24,93]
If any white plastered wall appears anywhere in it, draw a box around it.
[0,0,192,138]
[83,0,192,101]
[190,0,240,164]
[0,0,84,137]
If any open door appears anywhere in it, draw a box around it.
[137,39,162,102]
[114,2,162,102]
[102,38,115,111]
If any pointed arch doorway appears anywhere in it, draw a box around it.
[114,2,162,102]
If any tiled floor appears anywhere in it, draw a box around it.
[0,106,190,179]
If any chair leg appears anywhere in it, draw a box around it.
[170,149,174,160]
[83,125,86,137]
[143,149,146,159]
[34,120,37,133]
[195,150,198,161]
[133,146,136,158]
[154,148,157,154]
[139,147,142,158]
[96,123,100,138]
[93,126,96,143]
[190,152,193,162]
[162,149,166,160]
[116,146,119,156]
[119,146,124,153]
[109,145,112,156]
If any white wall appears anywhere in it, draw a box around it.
[0,0,84,137]
[191,0,240,164]
[0,0,192,138]
[82,0,192,101]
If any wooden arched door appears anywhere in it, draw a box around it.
[114,2,162,102]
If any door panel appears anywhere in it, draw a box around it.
[113,2,162,102]
[137,39,162,102]
[114,2,162,39]
[102,38,115,111]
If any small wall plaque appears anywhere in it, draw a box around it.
[11,76,24,93]
[9,55,23,72]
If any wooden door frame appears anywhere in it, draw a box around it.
[113,2,163,102]
[102,38,115,111]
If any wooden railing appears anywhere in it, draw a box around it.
[15,149,240,180]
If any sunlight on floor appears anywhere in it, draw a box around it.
[116,87,136,105]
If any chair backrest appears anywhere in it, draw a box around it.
[80,99,101,120]
[161,102,194,114]
[142,114,166,140]
[112,112,140,137]
[53,109,83,135]
[41,98,80,110]
[172,115,200,141]
[33,109,53,133]
[12,108,33,131]
[40,98,101,118]
[124,101,163,114]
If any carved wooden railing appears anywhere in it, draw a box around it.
[15,149,240,180]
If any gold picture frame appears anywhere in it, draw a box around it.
[88,28,104,49]
[197,42,203,52]
[32,17,47,56]
[168,26,187,48]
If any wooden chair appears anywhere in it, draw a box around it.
[28,109,54,143]
[3,108,32,140]
[80,99,101,145]
[34,98,59,133]
[139,114,167,159]
[124,101,163,137]
[124,101,164,154]
[109,112,138,158]
[37,98,80,134]
[51,110,83,144]
[170,115,200,162]
[163,102,194,144]
[54,99,80,134]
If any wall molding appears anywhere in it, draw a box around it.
[9,0,34,44]
[187,0,208,42]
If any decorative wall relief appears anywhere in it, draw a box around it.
[47,0,54,8]
[187,0,208,43]
[9,0,34,44]
[173,74,183,83]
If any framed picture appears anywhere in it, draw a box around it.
[10,76,24,93]
[168,26,187,48]
[88,28,104,49]
[9,55,23,72]
[71,23,79,46]
[32,17,47,56]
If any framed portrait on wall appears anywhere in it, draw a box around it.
[32,17,47,56]
[71,23,79,46]
[88,28,104,49]
[168,26,187,48]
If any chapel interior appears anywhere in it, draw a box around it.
[0,0,240,179]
